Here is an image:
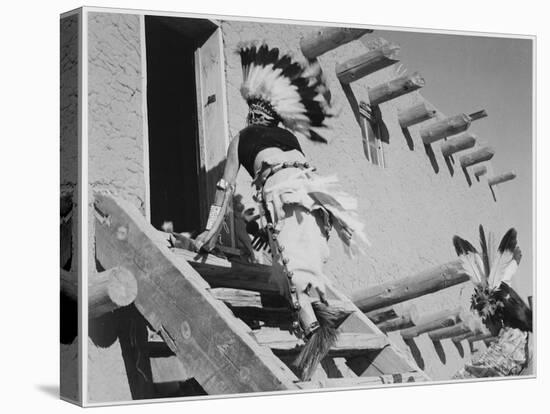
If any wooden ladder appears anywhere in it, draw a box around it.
[93,193,429,396]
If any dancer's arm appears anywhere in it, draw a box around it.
[194,135,240,252]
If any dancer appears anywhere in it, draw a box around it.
[194,42,368,380]
[452,226,532,378]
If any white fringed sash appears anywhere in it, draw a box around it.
[262,168,369,256]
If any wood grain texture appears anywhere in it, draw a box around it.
[94,193,299,394]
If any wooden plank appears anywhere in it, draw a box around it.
[94,193,299,395]
[301,28,372,60]
[352,260,469,313]
[171,238,426,379]
[170,247,280,294]
[336,43,400,84]
[253,328,388,357]
[322,286,427,380]
[210,288,355,328]
[296,372,426,389]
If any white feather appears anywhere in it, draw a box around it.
[488,249,518,289]
[458,251,486,286]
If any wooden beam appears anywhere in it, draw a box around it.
[300,28,372,60]
[368,72,425,106]
[398,102,437,129]
[296,372,425,389]
[366,307,398,325]
[170,247,280,294]
[441,133,477,157]
[421,110,487,145]
[352,261,469,313]
[253,328,389,358]
[459,147,495,168]
[400,308,462,339]
[209,287,355,328]
[473,165,488,179]
[61,267,138,319]
[488,172,516,187]
[428,322,471,341]
[376,306,418,333]
[451,331,475,343]
[94,194,300,394]
[89,266,138,318]
[336,43,400,84]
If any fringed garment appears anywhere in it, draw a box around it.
[453,327,530,379]
[252,155,368,302]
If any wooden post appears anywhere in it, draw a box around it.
[441,133,477,157]
[459,147,495,168]
[421,110,488,145]
[366,307,398,324]
[377,306,418,332]
[336,43,400,84]
[368,72,425,106]
[488,172,516,187]
[300,28,372,60]
[451,331,475,343]
[428,322,471,341]
[61,266,138,319]
[352,260,469,313]
[473,165,488,179]
[398,102,437,129]
[400,308,462,339]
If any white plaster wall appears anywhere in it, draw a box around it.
[88,12,146,212]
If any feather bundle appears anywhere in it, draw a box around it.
[294,302,353,381]
[237,42,331,138]
[452,226,531,333]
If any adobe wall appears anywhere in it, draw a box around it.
[88,12,147,213]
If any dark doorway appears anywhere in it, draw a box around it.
[145,16,204,234]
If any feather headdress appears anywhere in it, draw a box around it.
[238,42,331,139]
[452,226,531,334]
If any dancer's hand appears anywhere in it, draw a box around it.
[194,230,217,252]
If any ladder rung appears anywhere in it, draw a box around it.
[253,329,389,357]
[296,372,426,389]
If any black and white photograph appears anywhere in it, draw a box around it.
[58,4,535,407]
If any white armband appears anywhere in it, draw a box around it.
[205,205,222,231]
